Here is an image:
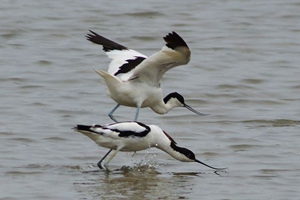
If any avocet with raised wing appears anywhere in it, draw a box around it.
[86,31,207,122]
[74,121,226,171]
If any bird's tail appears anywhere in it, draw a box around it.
[94,69,110,79]
[94,69,121,89]
[75,124,93,132]
[74,124,101,142]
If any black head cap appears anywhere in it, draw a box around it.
[163,92,184,104]
[181,148,196,160]
[170,143,196,161]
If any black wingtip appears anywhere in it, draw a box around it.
[163,31,189,50]
[75,125,92,131]
[85,30,97,42]
[85,30,128,51]
[76,124,104,130]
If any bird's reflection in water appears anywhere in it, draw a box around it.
[75,164,203,199]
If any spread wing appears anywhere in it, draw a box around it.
[131,32,191,86]
[86,30,147,81]
[86,31,191,85]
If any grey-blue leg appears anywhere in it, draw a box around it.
[134,106,140,121]
[109,104,120,122]
[97,149,113,169]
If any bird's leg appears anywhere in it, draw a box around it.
[134,106,140,121]
[108,104,120,122]
[102,149,121,170]
[97,149,112,169]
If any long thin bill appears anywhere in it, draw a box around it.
[184,104,209,116]
[195,159,227,171]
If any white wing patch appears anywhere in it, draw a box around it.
[105,49,147,81]
[105,122,148,134]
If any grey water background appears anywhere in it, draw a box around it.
[1,0,300,199]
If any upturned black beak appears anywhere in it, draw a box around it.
[195,159,227,170]
[184,104,209,116]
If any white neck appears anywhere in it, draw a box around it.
[157,144,190,162]
[150,99,181,114]
[149,126,190,162]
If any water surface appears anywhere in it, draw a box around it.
[1,0,299,199]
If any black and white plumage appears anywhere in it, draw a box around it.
[74,121,226,171]
[86,31,207,122]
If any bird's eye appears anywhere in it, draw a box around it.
[187,153,195,159]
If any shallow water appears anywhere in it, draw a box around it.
[1,0,300,199]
